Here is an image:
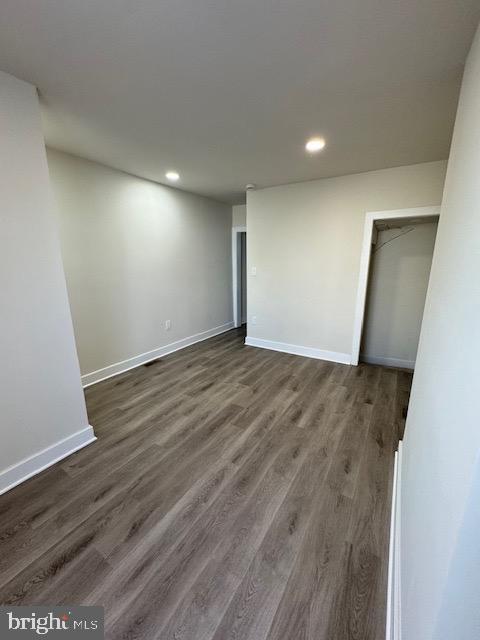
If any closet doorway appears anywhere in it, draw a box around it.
[351,206,440,368]
[232,225,247,328]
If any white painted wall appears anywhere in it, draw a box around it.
[361,222,437,369]
[0,72,90,487]
[400,24,480,640]
[432,455,480,640]
[246,161,446,360]
[232,204,246,227]
[47,149,232,379]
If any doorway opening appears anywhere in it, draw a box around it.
[351,206,440,368]
[232,226,247,328]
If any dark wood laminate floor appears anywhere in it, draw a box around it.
[0,328,412,639]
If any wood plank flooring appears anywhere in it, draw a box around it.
[0,328,412,639]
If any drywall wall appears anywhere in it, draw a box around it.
[47,149,232,380]
[400,24,480,640]
[232,204,246,227]
[0,72,91,491]
[246,161,446,360]
[432,455,480,640]
[361,222,437,368]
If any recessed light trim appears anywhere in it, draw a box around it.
[305,137,326,153]
[166,171,180,182]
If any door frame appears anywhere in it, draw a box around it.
[351,206,441,366]
[232,225,247,328]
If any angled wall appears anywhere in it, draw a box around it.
[400,23,480,640]
[0,72,92,493]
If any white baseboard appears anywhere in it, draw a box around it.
[386,441,403,640]
[244,336,351,365]
[82,322,235,387]
[361,355,415,370]
[0,425,96,495]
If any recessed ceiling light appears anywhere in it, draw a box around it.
[166,171,180,182]
[305,137,326,153]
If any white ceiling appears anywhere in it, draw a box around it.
[0,1,479,204]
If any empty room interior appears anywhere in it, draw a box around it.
[1,2,480,639]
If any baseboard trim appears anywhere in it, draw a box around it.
[0,425,96,495]
[82,322,235,387]
[361,355,415,370]
[386,440,403,640]
[244,336,351,365]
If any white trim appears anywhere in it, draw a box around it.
[245,336,351,365]
[386,450,399,640]
[360,355,415,370]
[232,226,247,328]
[0,426,96,495]
[82,322,235,387]
[386,441,403,640]
[351,206,440,366]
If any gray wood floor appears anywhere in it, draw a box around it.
[0,328,411,639]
